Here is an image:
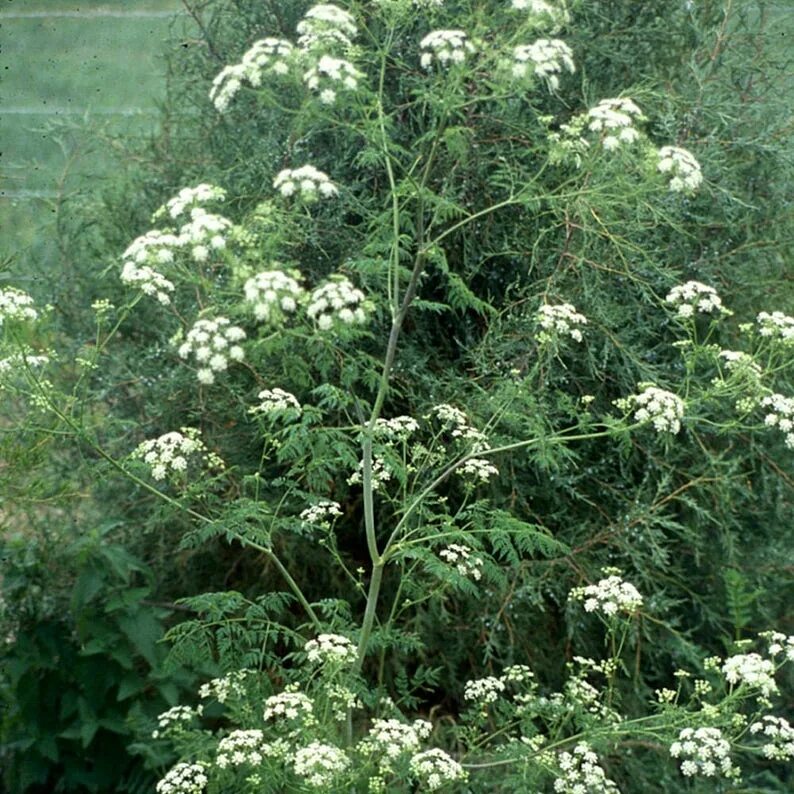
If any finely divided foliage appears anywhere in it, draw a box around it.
[2,1,793,792]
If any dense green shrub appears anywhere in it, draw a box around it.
[2,0,793,791]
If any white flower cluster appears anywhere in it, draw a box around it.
[300,500,343,526]
[511,0,570,32]
[587,97,645,150]
[763,631,794,662]
[198,669,254,703]
[749,716,794,761]
[409,748,468,791]
[419,30,475,69]
[0,352,49,379]
[264,690,315,722]
[430,404,488,450]
[665,281,726,319]
[722,652,778,698]
[0,288,39,325]
[120,261,175,305]
[554,743,619,793]
[657,146,703,192]
[373,415,420,442]
[761,393,794,450]
[757,310,794,345]
[536,302,587,343]
[132,428,222,481]
[152,705,200,739]
[177,317,246,385]
[502,664,535,685]
[359,718,432,762]
[177,208,232,263]
[274,165,339,201]
[458,456,499,483]
[155,183,226,221]
[669,727,737,778]
[464,675,506,704]
[307,276,370,330]
[297,4,357,50]
[209,38,294,112]
[617,383,685,434]
[304,54,363,104]
[439,544,484,581]
[718,350,761,375]
[570,571,643,616]
[348,456,393,489]
[249,388,302,418]
[512,39,575,90]
[293,741,350,787]
[304,633,358,665]
[155,763,208,794]
[216,730,285,768]
[120,230,182,304]
[243,269,305,323]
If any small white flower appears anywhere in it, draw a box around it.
[178,316,246,384]
[439,544,484,580]
[756,311,794,345]
[570,570,643,616]
[657,146,703,192]
[304,633,358,665]
[419,30,475,69]
[669,727,737,780]
[244,268,305,323]
[587,97,645,150]
[307,275,371,330]
[132,428,223,481]
[536,302,587,343]
[409,748,467,791]
[300,500,343,527]
[665,281,727,318]
[155,762,208,794]
[616,383,685,434]
[553,743,619,793]
[722,652,778,697]
[274,165,338,201]
[512,39,575,90]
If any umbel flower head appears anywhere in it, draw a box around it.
[512,39,575,90]
[409,748,468,791]
[669,727,738,779]
[274,165,339,201]
[153,183,226,221]
[510,0,571,33]
[665,280,727,319]
[132,427,223,482]
[303,55,363,104]
[155,762,208,794]
[297,4,357,50]
[0,288,39,325]
[587,97,645,150]
[570,569,643,616]
[307,275,371,330]
[657,146,703,192]
[760,393,794,449]
[243,268,305,323]
[756,310,794,345]
[177,316,246,385]
[615,383,685,434]
[419,30,475,69]
[536,302,587,343]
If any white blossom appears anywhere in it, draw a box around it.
[264,690,315,722]
[762,631,794,662]
[300,500,343,526]
[587,97,645,150]
[132,428,223,481]
[249,388,302,418]
[657,146,703,192]
[155,763,208,794]
[553,743,620,793]
[373,415,420,442]
[178,316,246,385]
[458,457,499,483]
[419,30,475,69]
[177,207,233,263]
[409,748,468,791]
[0,288,39,325]
[570,570,643,616]
[348,456,393,489]
[512,39,575,90]
[154,183,226,221]
[756,311,794,345]
[297,4,357,51]
[293,741,350,787]
[274,165,338,201]
[358,718,432,764]
[430,404,489,451]
[216,730,287,769]
[304,633,358,665]
[722,652,778,698]
[198,669,254,703]
[464,675,505,704]
[669,727,738,779]
[536,302,587,342]
[439,544,484,580]
[616,383,685,434]
[307,276,371,329]
[665,281,727,319]
[510,0,570,32]
[749,716,794,761]
[151,705,200,739]
[761,393,794,449]
[303,55,363,104]
[120,262,175,305]
[243,268,305,323]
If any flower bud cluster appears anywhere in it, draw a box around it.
[132,428,222,481]
[536,302,587,343]
[665,281,726,319]
[293,741,350,787]
[760,393,794,449]
[244,269,305,322]
[264,689,315,722]
[756,311,794,344]
[657,146,703,192]
[512,39,575,90]
[669,727,738,778]
[304,55,363,104]
[250,388,302,417]
[722,652,778,698]
[419,30,475,69]
[553,743,619,793]
[570,570,643,616]
[616,383,685,434]
[0,288,39,325]
[155,763,208,794]
[749,716,794,760]
[152,705,201,739]
[154,183,226,221]
[409,748,468,791]
[210,38,294,112]
[307,276,370,330]
[587,97,645,150]
[300,500,343,526]
[439,544,484,580]
[304,633,358,665]
[177,317,246,385]
[274,165,339,201]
